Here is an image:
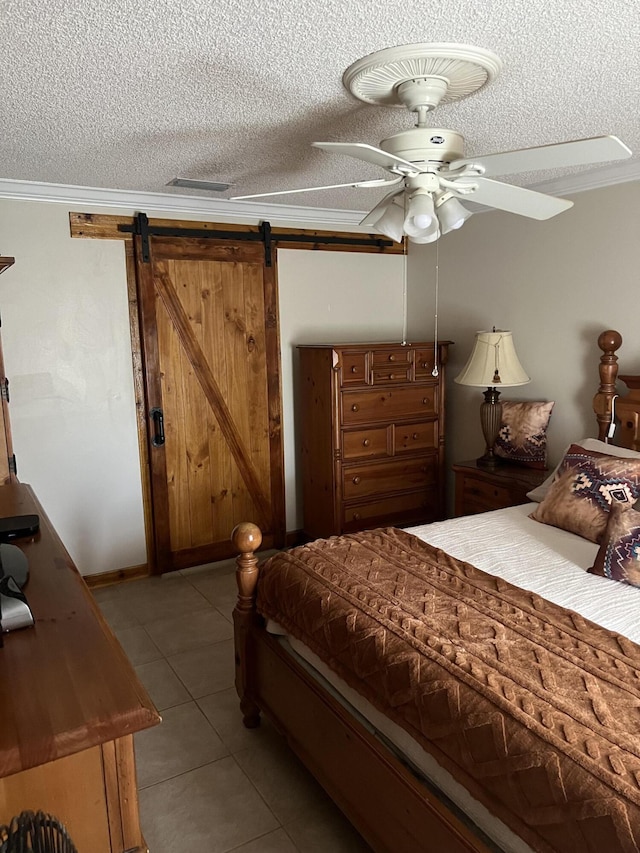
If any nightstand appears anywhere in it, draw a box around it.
[452,460,548,517]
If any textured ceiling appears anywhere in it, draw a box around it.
[1,0,639,213]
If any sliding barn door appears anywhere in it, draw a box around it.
[135,236,285,572]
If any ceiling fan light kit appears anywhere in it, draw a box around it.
[228,42,631,244]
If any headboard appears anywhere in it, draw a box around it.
[593,329,640,452]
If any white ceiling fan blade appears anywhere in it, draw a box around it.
[313,142,423,176]
[462,177,573,220]
[359,188,405,227]
[449,135,632,178]
[230,176,401,201]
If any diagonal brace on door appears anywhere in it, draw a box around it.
[153,265,272,528]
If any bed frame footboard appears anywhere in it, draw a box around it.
[231,522,492,853]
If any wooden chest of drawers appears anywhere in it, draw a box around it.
[298,342,450,539]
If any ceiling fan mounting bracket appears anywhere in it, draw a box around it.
[343,43,503,111]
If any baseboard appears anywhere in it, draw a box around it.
[84,531,304,588]
[84,563,150,589]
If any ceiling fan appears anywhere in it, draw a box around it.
[227,43,632,243]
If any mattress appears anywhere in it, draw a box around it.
[266,504,640,852]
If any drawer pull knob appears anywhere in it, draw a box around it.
[351,365,358,373]
[351,404,359,412]
[353,512,361,520]
[388,354,395,361]
[352,476,361,485]
[422,398,428,405]
[389,373,395,380]
[421,361,428,369]
[412,433,419,440]
[362,439,370,447]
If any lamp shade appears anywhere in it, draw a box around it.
[454,330,530,388]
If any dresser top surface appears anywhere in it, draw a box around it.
[0,483,159,778]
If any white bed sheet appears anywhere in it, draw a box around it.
[271,504,640,853]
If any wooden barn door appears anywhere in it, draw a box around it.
[135,235,285,572]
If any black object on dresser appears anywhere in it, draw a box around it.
[298,341,451,539]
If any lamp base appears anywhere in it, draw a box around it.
[477,387,503,467]
[476,450,506,468]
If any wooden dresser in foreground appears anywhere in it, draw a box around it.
[453,460,548,517]
[298,341,450,539]
[0,483,160,852]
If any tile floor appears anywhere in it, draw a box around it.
[92,556,372,853]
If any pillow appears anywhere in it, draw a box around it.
[526,438,640,502]
[588,501,640,587]
[493,401,554,469]
[529,444,640,542]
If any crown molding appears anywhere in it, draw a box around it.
[0,158,638,227]
[0,178,367,229]
[529,158,640,196]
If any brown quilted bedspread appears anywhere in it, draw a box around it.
[256,527,640,853]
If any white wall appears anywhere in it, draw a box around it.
[0,200,146,575]
[0,198,406,572]
[277,249,406,528]
[406,181,640,493]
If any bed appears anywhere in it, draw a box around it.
[231,329,640,853]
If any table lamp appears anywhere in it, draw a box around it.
[455,330,530,466]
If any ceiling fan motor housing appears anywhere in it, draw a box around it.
[380,128,465,167]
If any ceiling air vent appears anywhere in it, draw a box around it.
[168,178,231,192]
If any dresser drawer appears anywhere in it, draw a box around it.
[370,348,412,385]
[394,420,438,454]
[343,489,437,529]
[460,474,511,511]
[340,350,369,386]
[414,347,436,378]
[371,365,412,384]
[343,455,436,500]
[342,386,437,425]
[371,347,412,366]
[342,426,391,460]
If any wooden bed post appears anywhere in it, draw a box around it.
[231,522,263,728]
[617,375,640,452]
[593,329,622,441]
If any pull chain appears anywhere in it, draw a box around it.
[401,246,408,345]
[432,241,439,377]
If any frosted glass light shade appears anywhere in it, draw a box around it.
[454,330,530,388]
[374,200,405,242]
[410,227,440,244]
[404,192,436,237]
[437,195,472,233]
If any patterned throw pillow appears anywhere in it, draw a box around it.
[529,444,640,542]
[526,438,640,502]
[588,501,640,587]
[493,401,554,469]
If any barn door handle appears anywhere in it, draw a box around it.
[150,407,165,447]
